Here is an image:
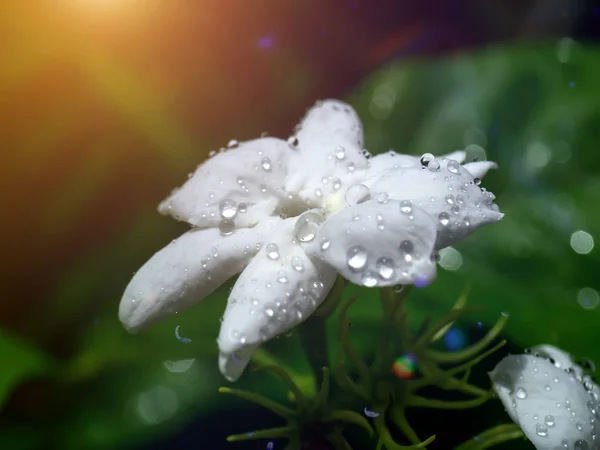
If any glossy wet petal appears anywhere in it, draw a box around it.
[367,150,467,179]
[158,137,296,229]
[305,199,438,287]
[119,222,274,333]
[489,352,600,450]
[217,217,337,381]
[363,157,503,249]
[285,100,369,206]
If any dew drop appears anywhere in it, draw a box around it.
[451,205,461,214]
[219,219,235,235]
[376,257,395,280]
[456,194,465,204]
[545,415,555,427]
[535,423,548,437]
[291,256,305,272]
[515,387,528,399]
[362,271,378,287]
[420,153,434,166]
[288,136,299,147]
[261,157,272,172]
[447,160,460,174]
[266,243,280,260]
[335,146,346,160]
[347,245,368,272]
[345,184,371,206]
[445,194,455,205]
[293,212,322,243]
[332,178,342,190]
[463,216,471,227]
[219,198,238,219]
[428,159,440,171]
[399,200,413,214]
[238,203,248,213]
[474,177,481,186]
[277,270,288,283]
[438,212,450,226]
[320,238,331,251]
[227,139,239,149]
[574,440,589,450]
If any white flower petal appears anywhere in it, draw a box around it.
[489,353,600,450]
[531,344,584,378]
[367,150,467,179]
[363,157,503,249]
[158,137,294,228]
[285,100,369,205]
[306,199,438,287]
[463,160,498,179]
[218,344,259,383]
[217,217,337,381]
[119,224,267,333]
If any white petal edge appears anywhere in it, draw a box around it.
[363,157,503,249]
[489,353,600,450]
[367,150,467,179]
[217,216,337,382]
[119,222,275,333]
[285,100,369,206]
[305,200,438,287]
[158,137,294,229]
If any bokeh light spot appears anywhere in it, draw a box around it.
[438,247,463,271]
[137,386,178,425]
[392,353,416,379]
[444,328,466,351]
[577,287,599,310]
[570,230,594,254]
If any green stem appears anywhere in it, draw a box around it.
[297,314,330,389]
[454,424,524,450]
[426,314,508,364]
[219,387,298,420]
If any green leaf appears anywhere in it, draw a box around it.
[0,328,54,411]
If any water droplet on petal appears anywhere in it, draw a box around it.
[376,257,395,280]
[515,387,527,399]
[347,245,368,272]
[219,219,235,235]
[219,198,238,219]
[320,238,331,251]
[362,271,378,287]
[227,139,239,149]
[335,146,346,160]
[447,160,460,174]
[332,178,342,190]
[428,159,440,171]
[399,200,413,214]
[438,212,450,226]
[535,423,548,437]
[544,415,555,427]
[420,153,434,166]
[266,243,280,260]
[291,256,305,272]
[293,212,323,243]
[474,177,481,186]
[445,194,455,205]
[277,270,288,283]
[288,136,299,147]
[345,184,371,206]
[261,157,272,172]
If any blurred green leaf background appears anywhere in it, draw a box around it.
[1,1,599,449]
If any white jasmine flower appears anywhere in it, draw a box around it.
[119,99,502,381]
[489,344,600,450]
